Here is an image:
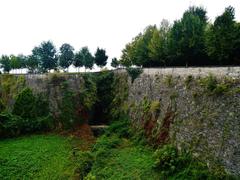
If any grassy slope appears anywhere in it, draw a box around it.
[92,146,159,179]
[0,135,75,180]
[88,137,160,180]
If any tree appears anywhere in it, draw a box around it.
[233,23,240,64]
[10,55,21,73]
[25,55,39,73]
[83,47,94,70]
[94,48,108,68]
[73,50,85,72]
[148,20,170,66]
[120,26,156,67]
[111,57,119,68]
[205,6,237,65]
[135,25,156,67]
[0,55,11,73]
[10,54,26,73]
[169,6,208,66]
[59,43,74,71]
[17,54,27,69]
[119,42,136,67]
[74,47,94,70]
[32,41,57,72]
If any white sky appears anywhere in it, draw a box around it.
[0,0,239,61]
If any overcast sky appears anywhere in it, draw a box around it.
[0,0,239,61]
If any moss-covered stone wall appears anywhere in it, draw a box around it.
[126,72,240,176]
[0,73,98,135]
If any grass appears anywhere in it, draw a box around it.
[80,119,236,180]
[85,136,160,179]
[90,141,159,179]
[0,134,76,180]
[0,122,237,180]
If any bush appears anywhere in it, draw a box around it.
[0,88,52,138]
[0,112,53,138]
[92,135,121,152]
[153,145,178,175]
[21,116,53,133]
[152,145,232,179]
[12,88,36,119]
[126,67,143,83]
[13,88,49,119]
[105,119,132,138]
[0,112,23,137]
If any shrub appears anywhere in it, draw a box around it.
[0,88,52,137]
[13,88,49,119]
[153,145,178,175]
[105,119,132,138]
[12,88,37,119]
[92,135,121,152]
[126,67,143,83]
[0,112,23,137]
[109,73,129,120]
[81,74,97,110]
[0,112,53,138]
[152,145,231,179]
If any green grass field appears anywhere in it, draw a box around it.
[0,133,233,179]
[0,134,159,180]
[0,135,76,180]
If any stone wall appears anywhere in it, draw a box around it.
[0,73,97,130]
[125,68,240,175]
[115,66,240,78]
[24,73,86,117]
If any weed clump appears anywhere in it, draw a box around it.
[150,101,161,113]
[199,75,231,95]
[184,75,193,89]
[164,75,174,87]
